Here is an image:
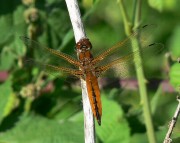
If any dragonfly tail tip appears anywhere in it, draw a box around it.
[97,117,101,126]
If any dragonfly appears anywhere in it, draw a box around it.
[20,24,164,125]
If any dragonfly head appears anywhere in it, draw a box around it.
[76,38,92,53]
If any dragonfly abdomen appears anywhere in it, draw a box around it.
[85,72,102,125]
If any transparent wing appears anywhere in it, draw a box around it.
[94,42,164,78]
[20,36,80,68]
[25,59,83,78]
[20,37,84,78]
[92,24,157,66]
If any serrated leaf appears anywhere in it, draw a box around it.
[96,95,130,143]
[0,114,84,143]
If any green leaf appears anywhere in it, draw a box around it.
[169,25,180,58]
[151,85,162,115]
[152,92,177,126]
[0,114,84,143]
[13,36,26,57]
[0,1,22,46]
[173,138,180,143]
[148,0,180,12]
[172,120,180,139]
[13,5,27,57]
[0,46,16,70]
[0,79,17,122]
[59,30,73,50]
[147,0,164,12]
[46,0,62,5]
[169,63,180,90]
[96,95,130,143]
[13,5,26,33]
[53,101,82,121]
[47,8,71,39]
[130,133,148,143]
[0,15,13,46]
[130,130,166,143]
[82,0,94,9]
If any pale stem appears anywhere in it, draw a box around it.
[65,0,96,143]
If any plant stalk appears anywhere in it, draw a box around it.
[118,0,156,143]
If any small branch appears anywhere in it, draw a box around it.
[65,0,95,143]
[163,96,180,143]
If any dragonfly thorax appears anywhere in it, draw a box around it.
[79,58,95,72]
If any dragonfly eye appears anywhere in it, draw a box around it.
[76,38,92,52]
[84,39,92,50]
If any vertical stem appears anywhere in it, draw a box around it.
[118,0,156,143]
[132,1,156,143]
[118,0,132,35]
[132,38,157,143]
[24,97,33,113]
[132,0,141,29]
[65,0,95,143]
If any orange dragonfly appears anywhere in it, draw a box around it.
[20,24,164,125]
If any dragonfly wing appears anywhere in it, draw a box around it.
[92,24,158,66]
[25,59,83,79]
[95,43,164,78]
[20,36,80,68]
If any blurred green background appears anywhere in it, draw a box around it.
[0,0,180,143]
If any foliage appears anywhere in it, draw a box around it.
[0,0,180,143]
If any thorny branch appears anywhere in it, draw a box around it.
[163,96,180,143]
